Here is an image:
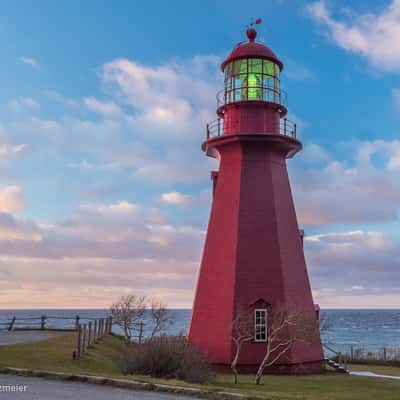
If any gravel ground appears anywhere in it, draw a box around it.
[0,375,200,400]
[0,331,66,346]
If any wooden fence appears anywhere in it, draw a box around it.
[0,315,89,332]
[73,316,113,360]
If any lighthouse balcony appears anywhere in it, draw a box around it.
[216,84,288,114]
[206,117,297,140]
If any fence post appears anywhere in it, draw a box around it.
[88,321,92,346]
[108,316,113,334]
[138,321,144,344]
[384,347,387,361]
[8,317,16,332]
[97,319,102,338]
[40,315,46,330]
[350,346,354,361]
[82,324,87,353]
[75,315,80,331]
[93,320,98,342]
[76,324,82,359]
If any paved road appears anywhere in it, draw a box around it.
[0,375,200,400]
[350,371,400,380]
[0,331,66,346]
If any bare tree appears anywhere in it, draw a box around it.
[255,305,319,384]
[149,299,174,338]
[110,294,147,342]
[231,309,254,384]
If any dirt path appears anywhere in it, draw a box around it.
[0,331,66,346]
[0,375,199,400]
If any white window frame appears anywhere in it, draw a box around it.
[254,308,267,342]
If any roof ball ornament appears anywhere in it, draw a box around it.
[246,18,262,43]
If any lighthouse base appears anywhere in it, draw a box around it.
[213,360,325,375]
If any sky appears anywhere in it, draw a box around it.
[0,0,400,309]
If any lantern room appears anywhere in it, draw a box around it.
[206,27,295,141]
[222,57,281,105]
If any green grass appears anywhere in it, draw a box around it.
[1,333,400,400]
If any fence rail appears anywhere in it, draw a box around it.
[206,117,297,140]
[0,314,111,333]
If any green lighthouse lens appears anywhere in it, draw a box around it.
[224,58,279,103]
[247,73,260,100]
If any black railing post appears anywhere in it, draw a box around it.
[206,124,210,140]
[8,316,16,331]
[217,118,221,136]
[76,324,82,359]
[41,315,46,330]
[284,118,287,136]
[294,123,297,139]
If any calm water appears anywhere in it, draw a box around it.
[1,309,399,354]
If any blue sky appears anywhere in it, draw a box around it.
[1,0,400,308]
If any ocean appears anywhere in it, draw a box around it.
[1,309,399,355]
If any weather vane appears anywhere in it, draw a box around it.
[247,18,262,29]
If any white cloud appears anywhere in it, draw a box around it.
[283,58,317,81]
[293,140,400,225]
[160,191,192,205]
[84,97,122,116]
[80,200,138,216]
[20,97,40,108]
[0,186,25,214]
[308,0,400,71]
[305,229,400,308]
[19,57,40,69]
[7,55,220,185]
[0,143,26,157]
[101,56,219,139]
[0,213,41,241]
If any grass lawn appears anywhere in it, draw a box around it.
[1,333,400,400]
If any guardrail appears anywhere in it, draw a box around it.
[216,85,288,109]
[206,117,297,140]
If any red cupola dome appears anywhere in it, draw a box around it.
[221,28,283,72]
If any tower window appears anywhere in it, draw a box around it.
[254,309,267,342]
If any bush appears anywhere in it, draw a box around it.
[118,334,213,383]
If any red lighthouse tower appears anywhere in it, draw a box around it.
[188,24,324,373]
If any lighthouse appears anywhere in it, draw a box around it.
[188,24,324,373]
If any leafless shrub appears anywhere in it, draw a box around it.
[231,308,254,384]
[255,304,319,384]
[110,295,147,342]
[149,299,173,339]
[119,334,213,383]
[110,295,175,342]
